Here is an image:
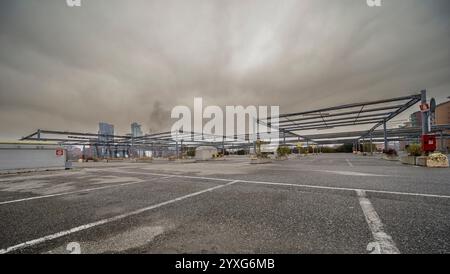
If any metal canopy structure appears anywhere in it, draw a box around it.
[260,92,424,147]
[20,129,255,159]
[20,90,447,157]
[278,125,450,145]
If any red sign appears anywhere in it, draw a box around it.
[56,148,64,157]
[421,134,436,152]
[420,103,429,112]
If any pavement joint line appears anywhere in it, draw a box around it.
[86,169,450,199]
[313,170,389,177]
[356,190,400,254]
[346,159,354,167]
[0,180,240,254]
[0,175,174,206]
[0,171,85,183]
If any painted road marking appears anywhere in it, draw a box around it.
[100,169,234,182]
[356,190,400,254]
[346,159,354,167]
[240,180,450,199]
[0,180,239,254]
[0,176,173,205]
[314,170,388,177]
[92,169,450,199]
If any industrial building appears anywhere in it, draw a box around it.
[410,111,423,128]
[435,100,450,151]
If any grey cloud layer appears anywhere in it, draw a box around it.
[0,0,449,138]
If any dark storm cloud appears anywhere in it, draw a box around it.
[0,0,449,138]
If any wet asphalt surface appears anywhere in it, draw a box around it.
[0,154,449,254]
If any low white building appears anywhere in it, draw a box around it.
[0,141,67,172]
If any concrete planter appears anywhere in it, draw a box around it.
[212,157,226,161]
[427,155,449,168]
[382,155,399,161]
[275,156,288,161]
[416,156,428,167]
[135,159,153,163]
[400,154,448,168]
[174,159,196,164]
[400,156,416,165]
[250,158,272,164]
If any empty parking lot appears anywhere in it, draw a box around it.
[0,154,449,254]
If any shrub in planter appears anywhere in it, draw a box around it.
[406,144,422,157]
[186,148,196,157]
[276,146,291,157]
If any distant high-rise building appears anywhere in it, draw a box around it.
[131,122,143,138]
[99,122,114,141]
[98,122,114,157]
[410,111,423,128]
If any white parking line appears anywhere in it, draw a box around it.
[314,170,388,177]
[346,159,354,167]
[95,169,234,182]
[240,180,450,199]
[92,169,450,199]
[0,176,173,205]
[0,180,239,254]
[356,190,400,254]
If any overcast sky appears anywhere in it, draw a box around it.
[0,0,449,139]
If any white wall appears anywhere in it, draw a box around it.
[0,145,66,171]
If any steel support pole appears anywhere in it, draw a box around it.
[446,134,449,154]
[222,137,225,155]
[421,89,429,135]
[180,140,183,158]
[370,133,373,155]
[383,120,388,150]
